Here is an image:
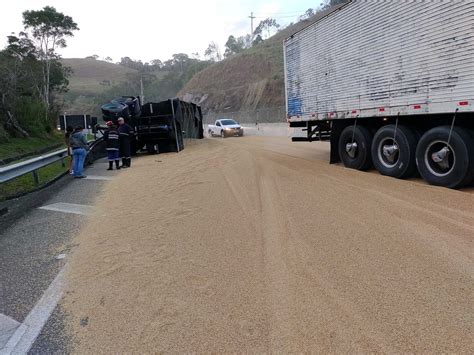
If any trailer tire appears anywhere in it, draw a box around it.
[416,126,474,188]
[338,125,373,170]
[371,124,417,179]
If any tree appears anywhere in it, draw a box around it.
[254,18,280,40]
[224,34,252,57]
[322,0,347,9]
[204,42,222,62]
[22,6,79,116]
[252,34,263,46]
[299,8,316,21]
[104,56,113,62]
[150,59,163,68]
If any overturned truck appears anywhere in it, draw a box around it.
[101,97,204,154]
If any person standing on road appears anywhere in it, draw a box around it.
[117,117,134,168]
[69,126,89,178]
[65,126,74,175]
[103,121,121,170]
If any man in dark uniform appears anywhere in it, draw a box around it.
[103,121,121,170]
[117,117,134,168]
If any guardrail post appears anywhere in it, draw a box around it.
[32,170,39,186]
[61,157,66,168]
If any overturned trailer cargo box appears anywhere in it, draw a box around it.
[134,99,204,153]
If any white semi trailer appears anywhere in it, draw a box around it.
[284,0,474,188]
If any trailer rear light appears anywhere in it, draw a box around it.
[351,110,357,114]
[459,101,469,106]
[414,105,421,109]
[379,108,385,112]
[311,113,316,117]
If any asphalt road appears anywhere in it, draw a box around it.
[0,159,117,354]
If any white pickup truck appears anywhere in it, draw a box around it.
[208,119,243,138]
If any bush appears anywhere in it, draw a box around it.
[11,97,58,137]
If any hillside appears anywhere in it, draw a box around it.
[179,5,340,113]
[59,58,138,115]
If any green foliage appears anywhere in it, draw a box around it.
[22,6,78,111]
[224,35,252,58]
[0,133,64,160]
[0,159,67,201]
[323,0,348,9]
[254,18,280,39]
[204,42,222,62]
[0,6,77,140]
[14,97,49,136]
[22,6,79,49]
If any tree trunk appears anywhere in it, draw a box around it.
[2,108,30,138]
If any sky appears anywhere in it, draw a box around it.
[1,0,324,63]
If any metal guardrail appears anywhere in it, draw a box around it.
[0,148,68,184]
[0,138,106,187]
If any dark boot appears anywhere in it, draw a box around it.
[115,160,121,170]
[121,158,129,168]
[126,158,131,167]
[107,161,113,170]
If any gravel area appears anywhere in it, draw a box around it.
[63,136,474,353]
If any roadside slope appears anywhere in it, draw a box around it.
[179,5,341,112]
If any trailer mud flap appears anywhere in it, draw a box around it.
[330,120,346,164]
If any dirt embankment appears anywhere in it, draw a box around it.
[180,50,284,112]
[63,137,474,353]
[179,7,339,113]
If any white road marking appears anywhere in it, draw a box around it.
[0,267,66,354]
[39,202,94,216]
[84,175,114,181]
[0,315,20,350]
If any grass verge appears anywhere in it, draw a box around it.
[0,134,65,161]
[0,159,69,201]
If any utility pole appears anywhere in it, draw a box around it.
[249,11,256,42]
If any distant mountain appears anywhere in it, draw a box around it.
[58,58,138,115]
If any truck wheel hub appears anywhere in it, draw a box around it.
[425,141,455,177]
[345,142,358,158]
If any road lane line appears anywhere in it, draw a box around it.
[0,267,66,355]
[39,202,94,215]
[0,315,21,350]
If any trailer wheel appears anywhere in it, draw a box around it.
[338,125,373,170]
[371,124,417,179]
[416,126,474,188]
